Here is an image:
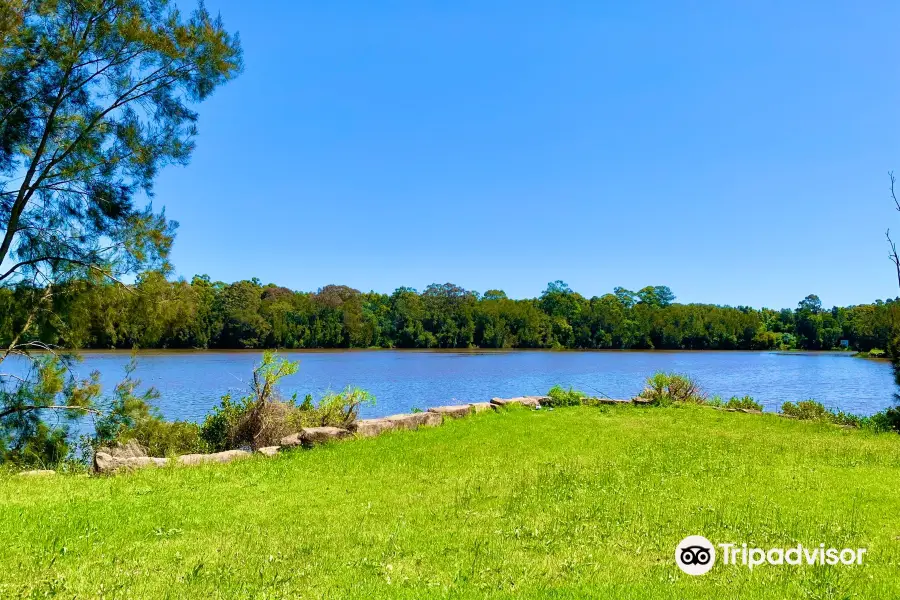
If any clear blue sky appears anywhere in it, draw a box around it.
[155,1,900,309]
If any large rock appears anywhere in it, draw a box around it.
[427,405,472,419]
[352,418,396,438]
[96,439,147,459]
[490,396,545,408]
[300,426,351,447]
[257,446,280,457]
[595,398,630,406]
[383,412,442,430]
[177,450,250,466]
[280,433,303,447]
[469,402,495,413]
[94,452,167,474]
[631,397,652,406]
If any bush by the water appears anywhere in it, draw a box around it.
[91,357,205,458]
[779,399,893,431]
[639,372,705,406]
[724,395,763,411]
[546,385,587,407]
[200,351,375,451]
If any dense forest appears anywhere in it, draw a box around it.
[2,275,898,352]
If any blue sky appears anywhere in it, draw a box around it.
[155,1,900,309]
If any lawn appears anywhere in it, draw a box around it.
[2,405,899,599]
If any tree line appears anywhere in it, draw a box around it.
[2,275,898,352]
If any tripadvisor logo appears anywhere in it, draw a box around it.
[675,536,868,576]
[675,535,716,575]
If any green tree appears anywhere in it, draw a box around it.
[0,0,241,465]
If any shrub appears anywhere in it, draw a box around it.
[707,395,725,407]
[299,387,376,428]
[781,400,861,428]
[546,385,586,407]
[87,355,210,458]
[725,395,763,411]
[640,372,705,406]
[869,348,886,358]
[121,419,206,456]
[200,351,300,451]
[199,352,376,451]
[865,407,900,433]
[781,400,830,421]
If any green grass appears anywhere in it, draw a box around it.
[2,405,900,599]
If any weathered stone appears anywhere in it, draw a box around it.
[595,398,630,405]
[490,396,543,408]
[280,433,303,447]
[738,408,763,414]
[94,452,167,474]
[631,397,652,405]
[352,418,396,438]
[257,446,280,457]
[428,405,472,419]
[177,450,250,466]
[97,438,147,459]
[525,395,551,404]
[19,469,55,477]
[384,412,442,430]
[468,402,495,413]
[300,426,351,447]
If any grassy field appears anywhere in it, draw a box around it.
[2,405,899,599]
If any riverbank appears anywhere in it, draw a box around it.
[2,405,898,598]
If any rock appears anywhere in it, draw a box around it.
[280,433,303,447]
[738,408,763,414]
[631,397,652,406]
[468,402,495,413]
[19,469,55,477]
[352,419,396,438]
[490,396,543,408]
[300,426,351,447]
[94,452,167,474]
[177,450,250,466]
[595,398,630,405]
[96,438,147,459]
[257,446,280,457]
[383,412,442,430]
[427,405,473,419]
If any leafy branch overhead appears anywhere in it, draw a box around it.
[0,0,242,285]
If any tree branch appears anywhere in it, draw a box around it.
[0,404,101,420]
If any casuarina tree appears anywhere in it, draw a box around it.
[0,0,242,465]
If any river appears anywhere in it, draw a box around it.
[13,349,894,421]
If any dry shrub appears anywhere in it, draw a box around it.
[640,372,705,405]
[231,399,298,449]
[200,353,376,451]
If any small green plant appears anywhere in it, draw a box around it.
[410,407,423,413]
[639,372,705,406]
[865,407,900,433]
[546,385,586,407]
[869,348,886,358]
[707,395,725,407]
[725,395,763,411]
[120,419,206,456]
[781,400,861,427]
[90,355,206,457]
[306,387,376,427]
